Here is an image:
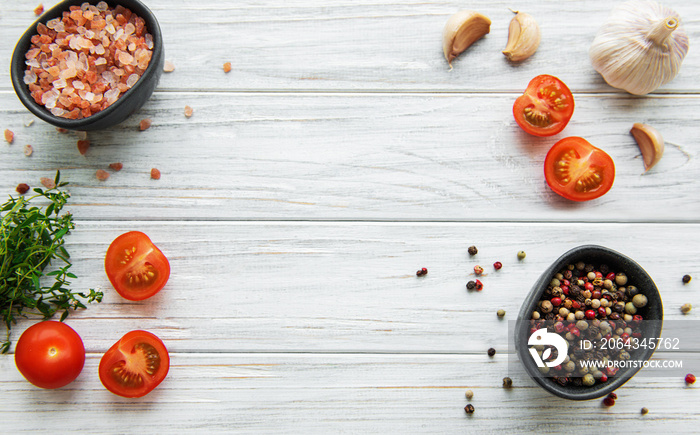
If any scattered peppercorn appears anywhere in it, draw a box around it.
[464,404,475,414]
[487,348,496,357]
[493,261,502,270]
[468,245,478,256]
[603,397,615,407]
[502,377,512,388]
[496,309,506,318]
[466,280,476,290]
[416,267,428,277]
[465,390,473,400]
[682,274,692,284]
[16,183,30,194]
[608,392,617,400]
[641,407,649,415]
[474,265,484,275]
[474,279,483,291]
[681,303,692,314]
[517,250,526,260]
[686,373,696,385]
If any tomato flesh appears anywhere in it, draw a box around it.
[14,321,85,389]
[105,231,170,301]
[544,137,615,201]
[99,330,169,398]
[513,75,574,137]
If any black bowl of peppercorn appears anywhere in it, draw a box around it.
[10,0,163,131]
[514,245,663,401]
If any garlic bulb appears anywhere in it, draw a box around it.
[589,0,689,95]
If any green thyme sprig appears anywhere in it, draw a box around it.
[1,171,103,353]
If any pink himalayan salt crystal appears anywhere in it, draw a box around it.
[150,168,161,180]
[184,105,193,118]
[4,129,14,144]
[96,169,110,181]
[77,139,90,155]
[109,162,123,171]
[163,60,174,72]
[40,177,55,189]
[139,118,152,131]
[24,144,34,156]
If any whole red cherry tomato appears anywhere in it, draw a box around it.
[14,321,85,389]
[513,75,574,137]
[104,231,170,301]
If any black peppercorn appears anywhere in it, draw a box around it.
[683,274,692,284]
[466,280,476,290]
[464,404,475,414]
[468,245,478,256]
[487,348,496,357]
[502,377,513,388]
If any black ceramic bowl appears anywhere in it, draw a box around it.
[10,0,163,131]
[514,245,663,400]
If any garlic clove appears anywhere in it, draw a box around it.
[630,123,664,171]
[503,11,541,62]
[442,10,491,68]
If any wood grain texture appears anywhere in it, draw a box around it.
[1,0,699,433]
[1,0,699,93]
[1,222,697,353]
[1,353,698,433]
[1,91,698,222]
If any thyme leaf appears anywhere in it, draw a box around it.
[0,171,103,353]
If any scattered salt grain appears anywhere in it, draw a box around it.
[223,62,232,73]
[4,129,13,144]
[109,162,123,171]
[139,118,152,131]
[16,183,30,195]
[24,144,33,156]
[163,60,175,73]
[34,4,43,15]
[77,139,90,155]
[150,168,161,180]
[184,105,193,118]
[40,177,56,189]
[96,169,110,181]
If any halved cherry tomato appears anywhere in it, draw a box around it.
[99,330,169,398]
[544,137,615,201]
[105,231,170,301]
[14,321,85,389]
[513,74,574,137]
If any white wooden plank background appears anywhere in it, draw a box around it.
[1,0,700,433]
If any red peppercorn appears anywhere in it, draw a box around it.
[421,267,428,275]
[592,290,602,299]
[551,297,562,307]
[585,282,594,291]
[571,301,581,309]
[606,272,616,281]
[570,327,581,337]
[608,392,618,400]
[598,307,607,317]
[600,374,608,383]
[474,265,484,275]
[493,261,502,270]
[621,333,630,343]
[632,315,643,324]
[561,279,570,286]
[595,271,603,279]
[603,397,615,407]
[554,322,565,333]
[686,374,696,385]
[585,310,596,320]
[475,279,483,291]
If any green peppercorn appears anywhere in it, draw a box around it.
[465,390,473,400]
[681,303,692,314]
[517,250,526,260]
[625,302,637,315]
[502,377,513,388]
[497,309,506,318]
[615,273,628,286]
[540,300,553,313]
[582,373,595,386]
